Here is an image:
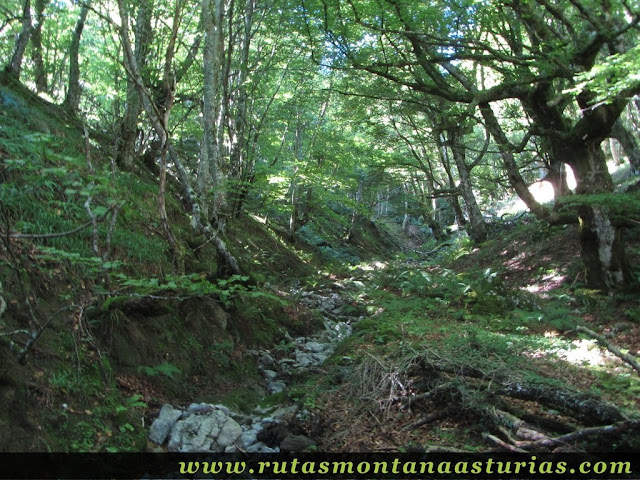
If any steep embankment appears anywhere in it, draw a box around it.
[0,75,409,452]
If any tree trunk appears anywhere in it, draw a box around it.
[201,0,227,230]
[610,120,640,175]
[31,0,47,92]
[480,103,559,223]
[578,204,630,291]
[63,3,90,114]
[543,151,572,200]
[116,0,153,171]
[117,0,241,276]
[448,128,487,243]
[564,141,632,290]
[6,0,32,79]
[288,168,298,243]
[437,133,466,228]
[347,178,363,241]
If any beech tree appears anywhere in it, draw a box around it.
[306,0,639,290]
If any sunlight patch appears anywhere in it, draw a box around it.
[528,337,612,367]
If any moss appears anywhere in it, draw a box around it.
[220,388,263,413]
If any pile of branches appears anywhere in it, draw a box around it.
[351,350,639,452]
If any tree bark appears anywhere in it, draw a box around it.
[577,204,631,290]
[347,178,363,241]
[557,104,633,290]
[31,0,47,92]
[288,168,298,243]
[610,120,640,175]
[448,128,487,243]
[116,0,153,171]
[201,0,227,230]
[479,103,559,222]
[5,0,32,79]
[117,0,241,276]
[63,2,90,114]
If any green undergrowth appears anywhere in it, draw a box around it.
[0,79,324,451]
[298,228,640,451]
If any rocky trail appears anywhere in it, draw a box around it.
[147,280,366,453]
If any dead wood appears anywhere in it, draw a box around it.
[515,420,640,450]
[403,407,457,430]
[576,325,640,375]
[499,383,625,425]
[484,433,528,452]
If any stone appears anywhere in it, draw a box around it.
[148,404,183,445]
[270,405,298,420]
[280,434,316,452]
[295,351,328,368]
[262,369,278,381]
[236,431,258,449]
[216,416,243,447]
[167,409,241,453]
[187,403,215,415]
[259,353,275,367]
[229,412,254,425]
[246,441,276,453]
[304,341,326,353]
[168,414,221,452]
[213,404,231,416]
[267,380,286,394]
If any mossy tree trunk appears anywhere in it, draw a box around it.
[610,120,640,176]
[63,2,90,114]
[31,0,47,93]
[116,0,153,171]
[564,138,633,290]
[5,0,32,79]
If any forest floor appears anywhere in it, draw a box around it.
[278,221,640,452]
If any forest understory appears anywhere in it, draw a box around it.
[2,0,640,455]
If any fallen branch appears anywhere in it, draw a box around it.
[576,325,640,375]
[404,407,457,430]
[516,421,640,450]
[2,202,123,239]
[484,433,528,452]
[17,305,75,364]
[499,383,625,425]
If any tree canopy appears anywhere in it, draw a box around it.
[1,0,639,290]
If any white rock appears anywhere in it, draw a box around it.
[262,369,278,381]
[236,431,258,449]
[304,341,327,353]
[148,404,182,445]
[267,380,286,394]
[216,417,243,447]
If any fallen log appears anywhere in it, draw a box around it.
[498,383,625,425]
[576,325,640,375]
